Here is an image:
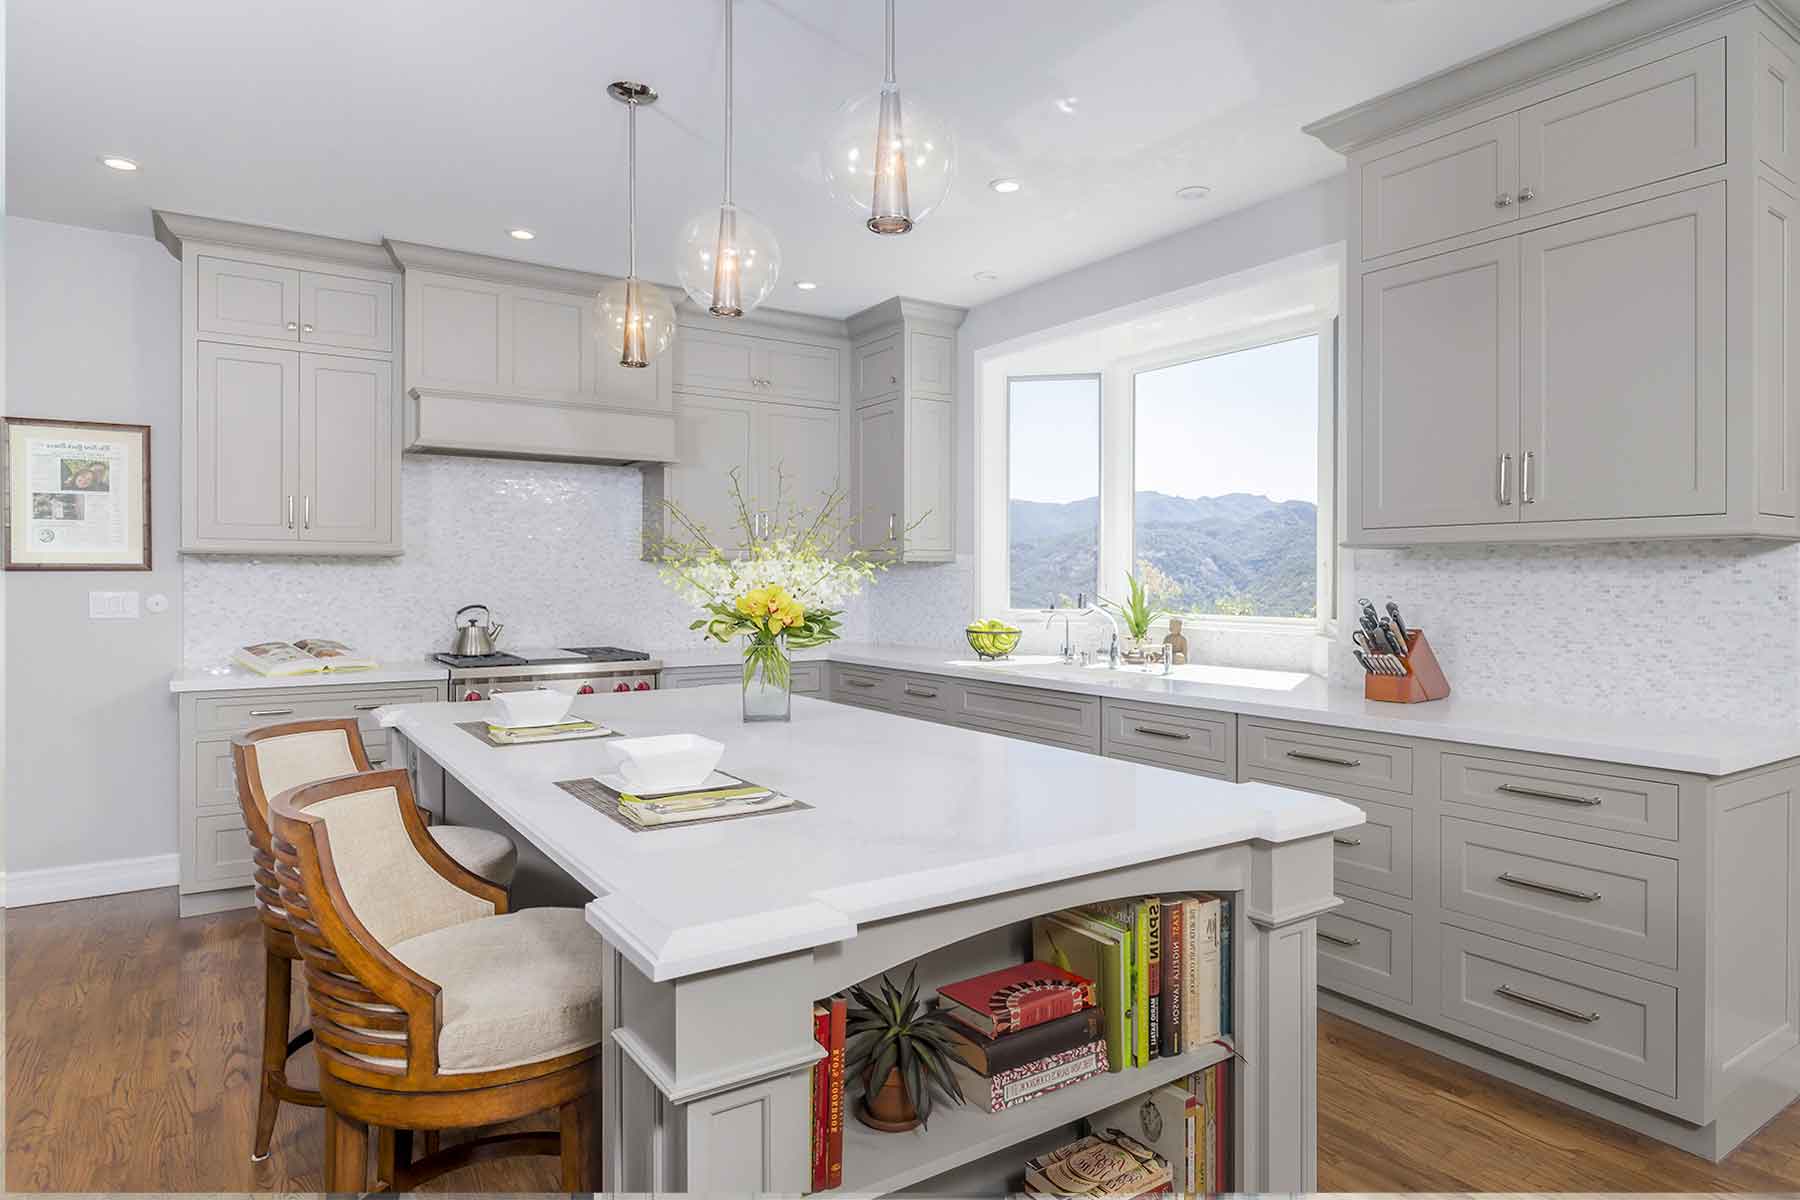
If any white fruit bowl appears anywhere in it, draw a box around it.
[603,734,725,792]
[490,687,576,729]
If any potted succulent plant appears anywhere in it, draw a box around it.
[1100,571,1168,661]
[845,966,967,1132]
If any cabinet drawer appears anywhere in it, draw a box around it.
[1442,753,1678,840]
[894,674,955,719]
[1334,797,1413,900]
[856,334,901,402]
[192,685,443,735]
[1517,41,1724,219]
[951,682,1100,752]
[1241,721,1414,796]
[1319,896,1413,1005]
[829,664,897,709]
[1102,701,1231,775]
[191,812,257,887]
[1439,925,1676,1095]
[192,738,243,814]
[664,663,824,695]
[1440,817,1678,967]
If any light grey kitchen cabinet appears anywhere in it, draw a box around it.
[158,213,406,555]
[662,662,825,694]
[666,394,757,551]
[846,298,965,562]
[1314,7,1800,544]
[1359,240,1520,529]
[674,326,840,407]
[760,401,841,514]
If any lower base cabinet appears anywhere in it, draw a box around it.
[660,661,825,695]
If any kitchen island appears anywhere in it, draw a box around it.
[380,686,1362,1194]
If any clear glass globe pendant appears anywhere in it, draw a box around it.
[676,0,781,317]
[599,80,676,368]
[822,0,955,234]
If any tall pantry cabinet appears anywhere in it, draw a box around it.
[1310,5,1800,545]
[155,213,403,555]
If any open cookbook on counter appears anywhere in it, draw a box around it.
[233,639,378,676]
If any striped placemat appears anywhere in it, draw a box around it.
[554,774,809,834]
[456,721,620,748]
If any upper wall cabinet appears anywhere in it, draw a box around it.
[385,240,674,464]
[157,212,404,556]
[1311,7,1800,545]
[673,327,839,407]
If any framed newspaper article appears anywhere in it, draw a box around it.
[3,417,151,570]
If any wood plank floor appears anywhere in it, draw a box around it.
[8,887,1800,1192]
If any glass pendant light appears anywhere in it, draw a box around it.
[676,0,781,316]
[597,81,676,368]
[821,0,956,234]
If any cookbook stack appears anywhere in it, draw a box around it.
[937,962,1109,1112]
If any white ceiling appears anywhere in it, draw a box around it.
[9,0,1618,319]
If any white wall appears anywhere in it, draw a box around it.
[3,217,182,879]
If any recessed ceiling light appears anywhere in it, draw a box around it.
[508,228,536,240]
[1176,185,1212,201]
[988,178,1022,194]
[1055,97,1079,114]
[973,270,1000,282]
[99,156,139,172]
[795,280,818,291]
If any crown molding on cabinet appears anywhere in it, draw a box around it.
[383,238,620,294]
[675,298,851,345]
[845,296,969,342]
[1304,0,1800,153]
[152,210,395,271]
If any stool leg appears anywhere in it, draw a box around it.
[376,1126,412,1190]
[325,1107,369,1193]
[252,948,292,1161]
[560,1090,599,1192]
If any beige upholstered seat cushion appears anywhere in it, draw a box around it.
[252,729,359,809]
[427,825,518,886]
[309,786,495,946]
[389,908,606,1073]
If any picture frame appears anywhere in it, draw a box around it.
[2,417,152,571]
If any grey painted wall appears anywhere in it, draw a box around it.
[4,217,182,875]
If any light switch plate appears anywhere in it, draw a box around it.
[89,590,140,620]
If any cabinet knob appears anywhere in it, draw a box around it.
[302,323,315,333]
[1518,186,1535,203]
[890,375,898,384]
[286,321,299,331]
[1495,193,1514,208]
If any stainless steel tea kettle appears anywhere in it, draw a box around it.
[452,604,504,656]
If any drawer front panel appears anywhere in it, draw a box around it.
[951,682,1100,751]
[1102,701,1232,773]
[663,663,824,695]
[1334,797,1413,900]
[193,738,243,814]
[894,674,955,719]
[192,812,257,887]
[828,664,898,709]
[1241,721,1415,796]
[1319,896,1414,1004]
[1440,816,1678,967]
[1440,925,1676,1094]
[193,685,444,735]
[1442,753,1678,839]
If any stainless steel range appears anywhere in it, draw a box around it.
[435,645,660,701]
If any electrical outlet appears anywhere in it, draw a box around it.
[88,590,140,620]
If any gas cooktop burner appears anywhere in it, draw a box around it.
[432,651,527,668]
[562,646,652,662]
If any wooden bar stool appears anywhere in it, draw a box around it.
[232,717,518,1161]
[270,768,604,1192]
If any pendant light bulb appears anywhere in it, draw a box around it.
[598,81,676,367]
[821,0,954,234]
[676,0,782,316]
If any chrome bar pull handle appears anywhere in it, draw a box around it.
[1285,749,1362,768]
[1496,783,1601,806]
[1498,453,1513,505]
[1495,984,1599,1023]
[1333,835,1363,847]
[286,495,295,529]
[903,685,938,699]
[1497,871,1601,902]
[1522,450,1536,504]
[1318,930,1362,948]
[303,495,311,530]
[1133,725,1191,741]
[248,707,295,717]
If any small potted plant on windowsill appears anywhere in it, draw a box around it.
[1100,570,1168,663]
[845,966,967,1133]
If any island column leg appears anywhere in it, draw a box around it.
[1237,833,1339,1192]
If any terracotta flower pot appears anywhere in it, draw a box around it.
[856,1066,921,1133]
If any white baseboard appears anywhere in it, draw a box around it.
[1,852,179,908]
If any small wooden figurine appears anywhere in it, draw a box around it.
[1161,618,1189,665]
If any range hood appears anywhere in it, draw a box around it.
[385,240,677,464]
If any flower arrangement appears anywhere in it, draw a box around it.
[656,469,906,718]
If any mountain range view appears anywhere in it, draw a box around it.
[1010,491,1319,617]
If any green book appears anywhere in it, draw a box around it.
[1033,913,1128,1072]
[1076,901,1139,1067]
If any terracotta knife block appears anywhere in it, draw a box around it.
[1364,628,1451,704]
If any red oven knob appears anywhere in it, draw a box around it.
[464,690,482,702]
[577,684,595,695]
[613,682,631,693]
[634,680,651,691]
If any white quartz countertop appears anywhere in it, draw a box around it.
[821,643,1800,777]
[168,660,447,694]
[379,688,1363,983]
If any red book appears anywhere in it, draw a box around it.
[810,1004,830,1192]
[827,997,847,1189]
[937,961,1095,1037]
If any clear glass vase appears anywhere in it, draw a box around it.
[742,636,792,722]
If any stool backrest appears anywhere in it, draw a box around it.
[232,718,372,854]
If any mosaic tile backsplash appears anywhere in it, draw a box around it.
[182,455,870,666]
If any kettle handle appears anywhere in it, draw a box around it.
[455,604,489,625]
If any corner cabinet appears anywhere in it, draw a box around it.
[157,212,404,556]
[846,299,965,563]
[1314,10,1800,545]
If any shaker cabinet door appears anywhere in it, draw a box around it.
[298,270,393,352]
[196,256,300,342]
[761,341,838,406]
[759,402,841,517]
[669,394,758,552]
[298,353,395,544]
[905,393,954,558]
[1519,183,1725,521]
[193,343,300,542]
[855,398,904,549]
[1360,115,1517,259]
[1359,240,1520,529]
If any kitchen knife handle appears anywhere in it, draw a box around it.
[1498,453,1513,505]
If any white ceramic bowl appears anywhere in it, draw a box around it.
[490,687,576,729]
[604,734,725,792]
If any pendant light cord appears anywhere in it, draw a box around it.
[884,0,896,84]
[627,97,639,278]
[723,0,734,204]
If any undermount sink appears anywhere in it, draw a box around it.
[1089,661,1311,691]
